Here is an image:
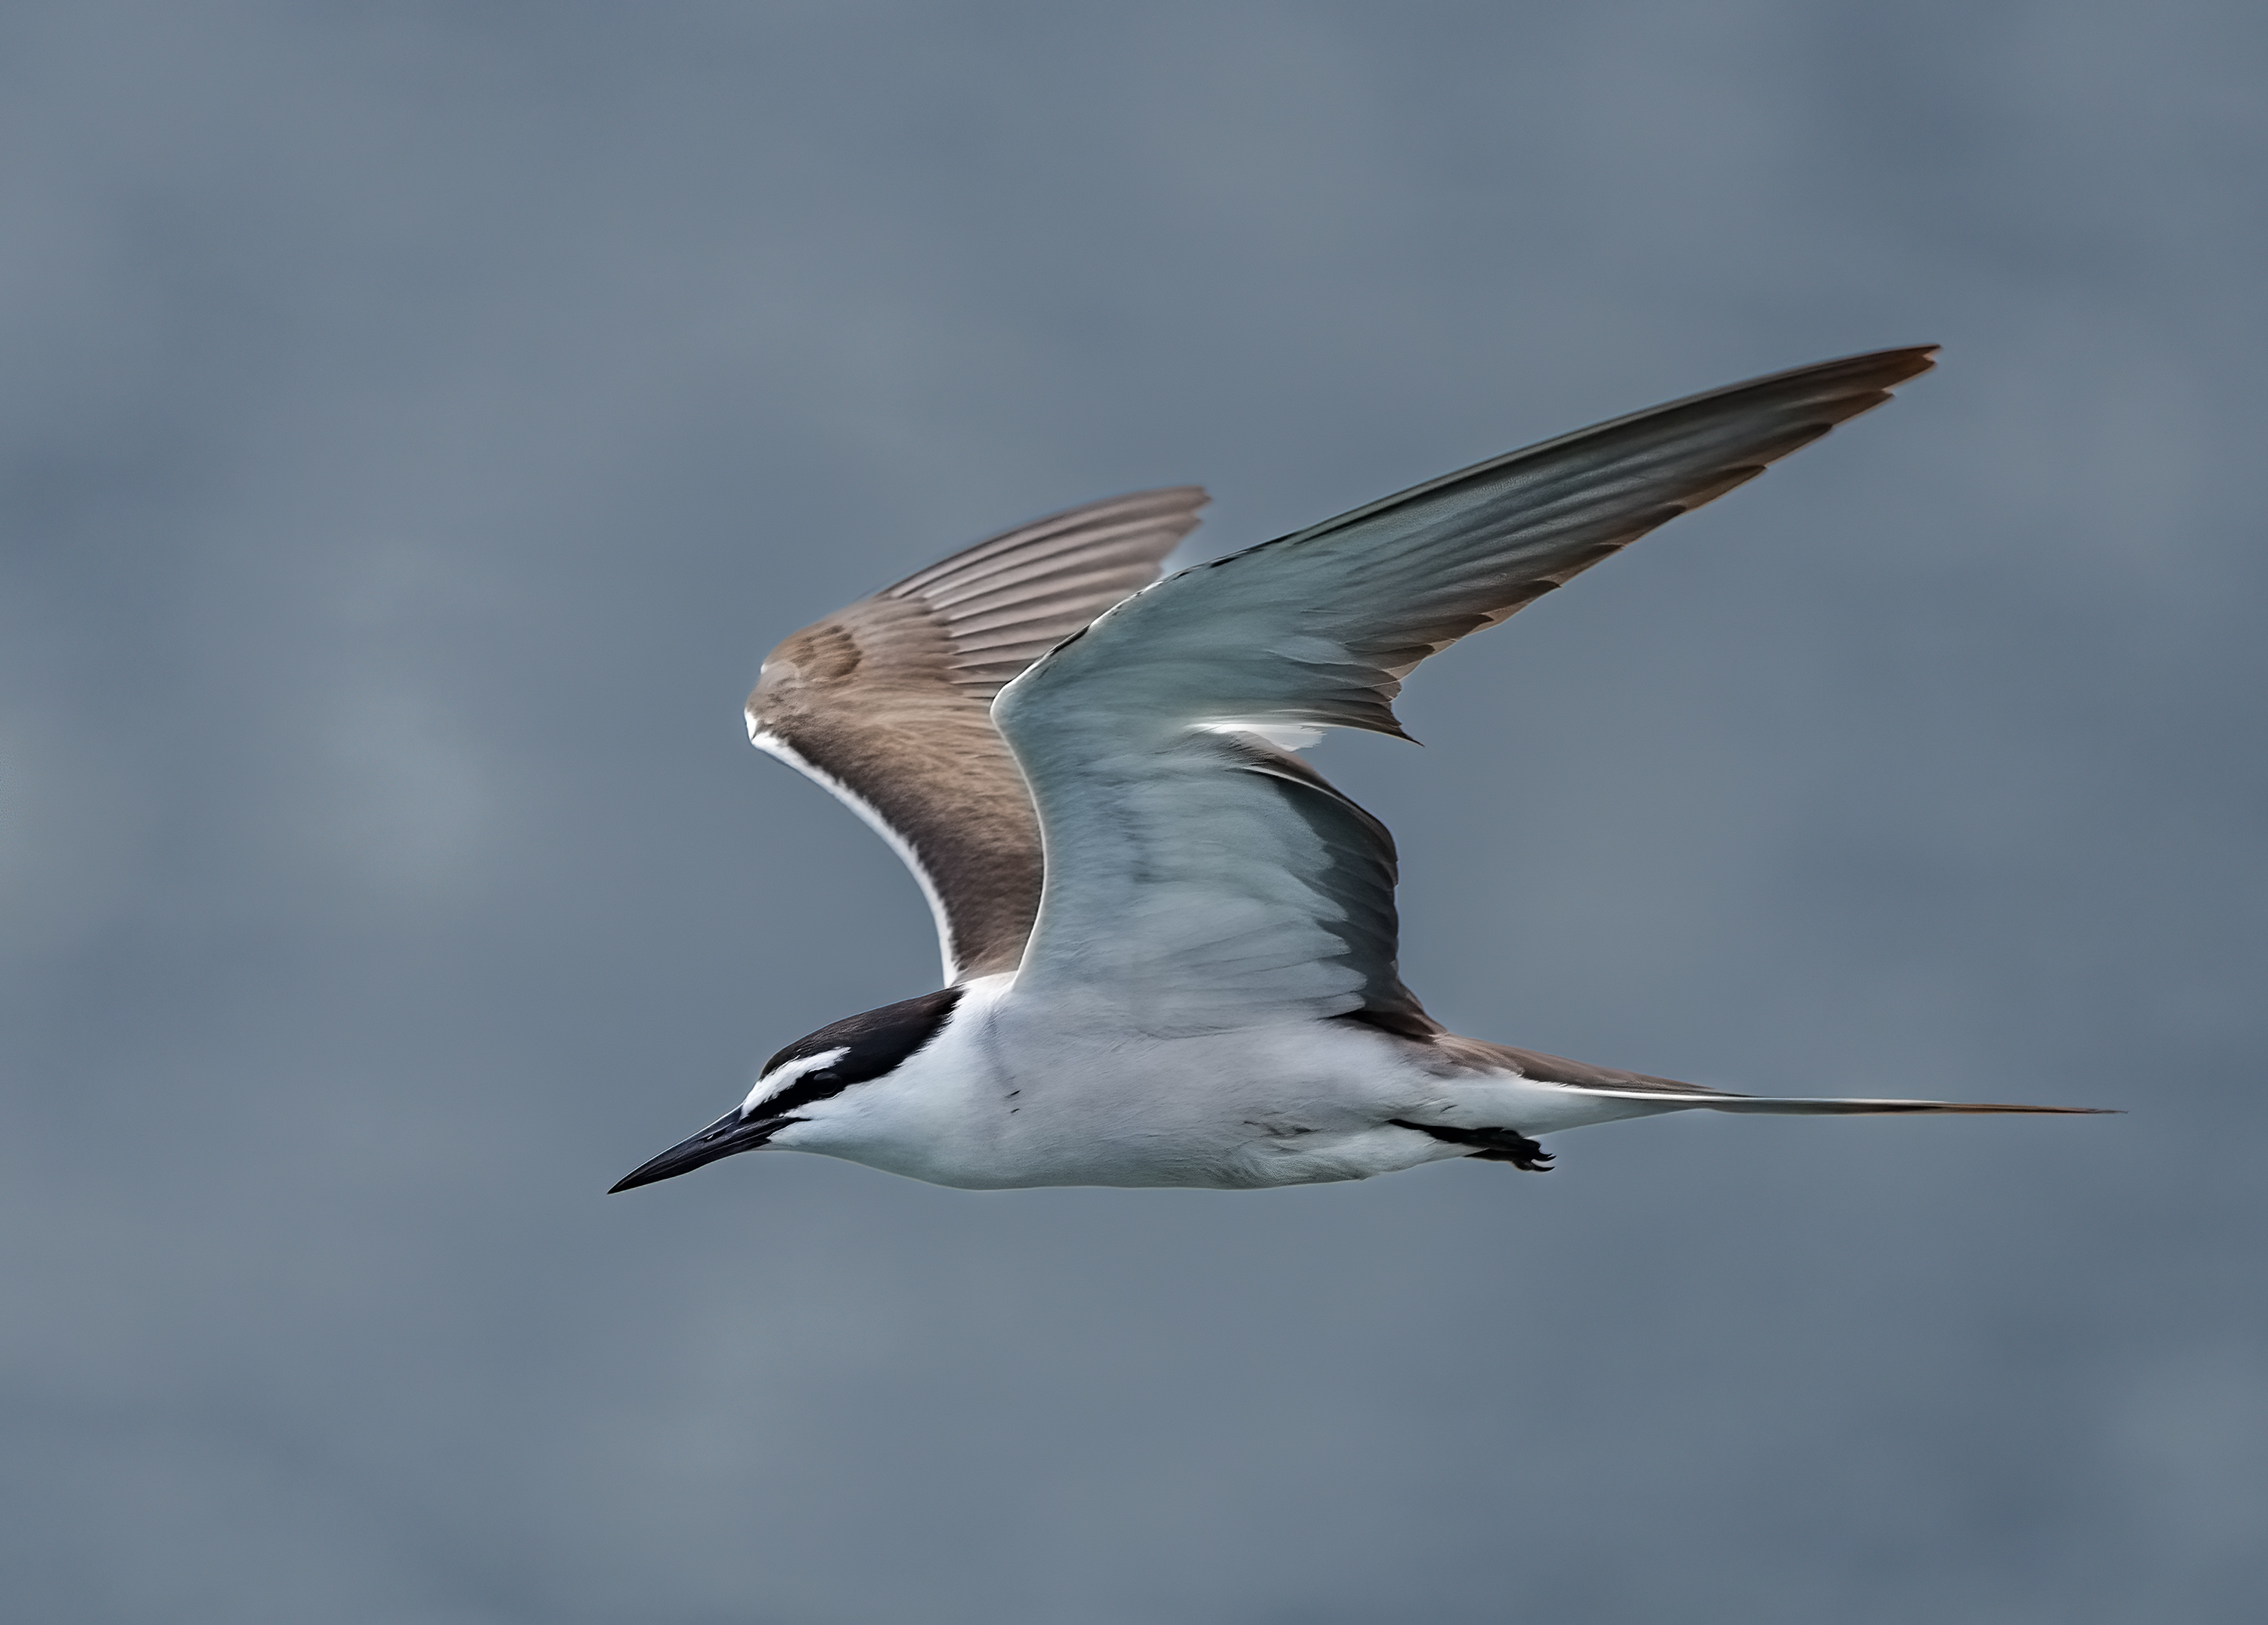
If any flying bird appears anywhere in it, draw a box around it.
[613,346,2098,1195]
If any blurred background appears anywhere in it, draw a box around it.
[4,3,2263,1621]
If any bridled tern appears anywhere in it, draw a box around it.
[612,346,2099,1195]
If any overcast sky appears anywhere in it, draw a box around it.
[5,3,2265,1622]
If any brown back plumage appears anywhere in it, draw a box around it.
[746,487,1207,981]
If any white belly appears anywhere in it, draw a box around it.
[762,980,1681,1190]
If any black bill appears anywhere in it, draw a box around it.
[608,1109,788,1194]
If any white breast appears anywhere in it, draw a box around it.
[768,983,1481,1189]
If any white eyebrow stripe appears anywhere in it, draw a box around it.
[742,1046,850,1114]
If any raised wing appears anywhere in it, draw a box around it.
[993,349,1936,1035]
[748,487,1207,982]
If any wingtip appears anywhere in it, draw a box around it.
[1817,343,1940,392]
[1889,343,1941,377]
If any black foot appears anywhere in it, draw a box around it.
[1389,1119,1555,1173]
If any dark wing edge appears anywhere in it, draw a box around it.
[1070,346,1941,743]
[746,488,1207,982]
[1275,344,1941,735]
[1235,741,1434,1039]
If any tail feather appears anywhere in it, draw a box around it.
[1436,1038,2112,1117]
[1566,1088,2111,1116]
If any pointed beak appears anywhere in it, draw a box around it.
[609,1109,784,1194]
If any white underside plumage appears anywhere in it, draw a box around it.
[763,976,1684,1190]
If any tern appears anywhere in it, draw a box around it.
[613,346,2098,1195]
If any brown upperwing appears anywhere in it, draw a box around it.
[745,488,1208,980]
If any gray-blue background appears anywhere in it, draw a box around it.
[5,4,2263,1620]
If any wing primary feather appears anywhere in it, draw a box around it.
[993,349,1939,1034]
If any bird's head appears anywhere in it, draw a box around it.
[608,986,965,1193]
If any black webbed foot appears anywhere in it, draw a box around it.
[1469,1133,1554,1172]
[1389,1119,1555,1173]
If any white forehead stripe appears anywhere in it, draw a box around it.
[742,1046,850,1114]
